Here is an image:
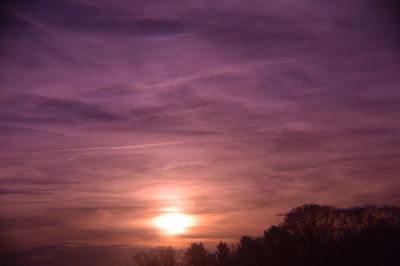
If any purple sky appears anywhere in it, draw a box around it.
[1,0,400,262]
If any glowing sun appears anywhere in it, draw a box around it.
[154,213,194,234]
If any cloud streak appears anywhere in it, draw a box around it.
[38,141,183,153]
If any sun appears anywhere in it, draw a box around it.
[154,213,193,234]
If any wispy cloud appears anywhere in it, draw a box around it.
[38,141,183,153]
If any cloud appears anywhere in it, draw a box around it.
[0,188,48,195]
[0,94,124,125]
[38,141,183,153]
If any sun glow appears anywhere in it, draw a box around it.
[154,213,194,234]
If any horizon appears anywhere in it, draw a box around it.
[1,0,400,264]
[2,203,399,266]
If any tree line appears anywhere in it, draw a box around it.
[133,204,400,266]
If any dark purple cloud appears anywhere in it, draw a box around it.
[0,94,124,125]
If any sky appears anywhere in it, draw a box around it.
[1,0,400,264]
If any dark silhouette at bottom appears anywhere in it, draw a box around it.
[133,204,400,266]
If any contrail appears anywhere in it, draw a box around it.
[51,151,99,164]
[38,141,183,153]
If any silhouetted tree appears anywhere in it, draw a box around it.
[133,247,180,266]
[263,225,297,266]
[215,242,231,266]
[184,243,215,266]
[234,236,264,266]
[283,204,339,253]
[134,204,400,266]
[333,205,400,266]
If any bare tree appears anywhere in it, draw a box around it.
[133,247,180,266]
[283,204,339,252]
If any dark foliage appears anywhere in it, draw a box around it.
[180,204,400,266]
